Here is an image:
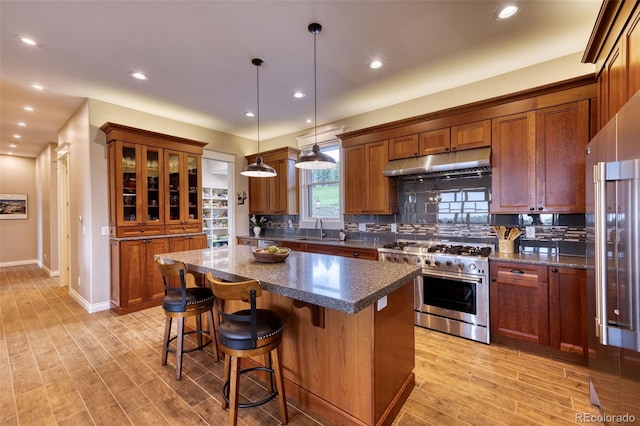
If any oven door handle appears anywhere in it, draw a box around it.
[428,272,484,285]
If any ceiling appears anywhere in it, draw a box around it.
[0,1,602,158]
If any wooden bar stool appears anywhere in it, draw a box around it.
[205,272,288,426]
[157,260,219,380]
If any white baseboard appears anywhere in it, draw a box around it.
[38,262,60,277]
[68,287,111,313]
[0,259,38,268]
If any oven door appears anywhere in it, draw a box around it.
[414,272,488,327]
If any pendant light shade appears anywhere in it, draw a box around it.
[295,23,337,170]
[241,58,277,178]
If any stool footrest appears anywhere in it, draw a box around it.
[166,330,214,355]
[222,366,278,408]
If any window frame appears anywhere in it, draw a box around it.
[298,139,344,230]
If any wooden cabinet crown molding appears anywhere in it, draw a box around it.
[338,76,596,148]
[101,122,208,154]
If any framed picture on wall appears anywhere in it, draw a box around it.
[0,193,28,219]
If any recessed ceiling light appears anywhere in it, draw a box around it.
[306,118,312,124]
[17,122,26,127]
[7,152,14,156]
[293,91,305,99]
[31,83,44,90]
[370,60,383,69]
[9,144,17,148]
[245,112,255,118]
[498,5,518,19]
[13,134,22,139]
[20,36,38,46]
[24,106,34,112]
[130,71,148,80]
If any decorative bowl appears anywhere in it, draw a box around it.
[251,248,290,263]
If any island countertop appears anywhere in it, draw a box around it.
[158,245,421,314]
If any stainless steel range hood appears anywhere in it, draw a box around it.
[382,146,491,177]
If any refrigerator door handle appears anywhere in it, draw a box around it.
[594,162,608,345]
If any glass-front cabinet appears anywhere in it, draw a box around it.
[109,141,166,237]
[165,150,202,234]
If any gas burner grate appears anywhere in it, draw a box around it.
[426,245,492,257]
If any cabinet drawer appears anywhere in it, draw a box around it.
[277,241,305,251]
[304,244,336,255]
[492,262,547,283]
[115,225,165,238]
[335,247,378,260]
[237,237,257,247]
[166,224,203,234]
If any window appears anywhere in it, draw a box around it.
[299,141,342,226]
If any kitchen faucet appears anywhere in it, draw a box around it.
[315,218,325,239]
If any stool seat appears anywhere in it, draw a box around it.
[217,309,284,350]
[162,287,214,312]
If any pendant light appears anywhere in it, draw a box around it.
[241,58,277,177]
[295,23,337,170]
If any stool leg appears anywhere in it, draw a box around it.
[228,356,240,426]
[205,308,219,362]
[175,317,185,380]
[221,353,230,410]
[162,317,171,366]
[263,353,273,394]
[196,313,203,348]
[271,347,288,425]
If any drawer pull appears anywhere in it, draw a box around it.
[510,269,524,274]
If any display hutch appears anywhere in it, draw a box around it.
[102,122,207,314]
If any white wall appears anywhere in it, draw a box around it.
[0,155,38,266]
[35,143,59,276]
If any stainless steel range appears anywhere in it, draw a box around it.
[378,240,492,344]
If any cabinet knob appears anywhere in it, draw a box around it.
[529,207,535,211]
[353,252,359,257]
[140,229,145,233]
[538,206,544,211]
[444,147,450,151]
[551,268,558,273]
[491,277,497,282]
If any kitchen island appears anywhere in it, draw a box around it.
[159,245,421,426]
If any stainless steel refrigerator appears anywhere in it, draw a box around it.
[585,90,640,423]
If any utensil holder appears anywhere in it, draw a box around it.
[498,239,515,254]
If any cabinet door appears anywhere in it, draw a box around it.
[115,142,143,227]
[146,238,169,302]
[165,150,183,225]
[536,101,589,213]
[248,176,269,214]
[165,151,202,229]
[491,112,536,213]
[142,145,164,226]
[119,240,146,307]
[451,120,491,151]
[489,262,549,345]
[184,154,202,225]
[389,135,419,160]
[548,267,587,356]
[344,144,368,214]
[419,128,451,155]
[366,140,392,214]
[237,237,257,247]
[627,10,640,99]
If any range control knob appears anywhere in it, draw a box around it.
[446,260,453,267]
[385,255,392,262]
[469,264,477,271]
[402,257,409,264]
[458,263,465,270]
[425,259,431,266]
[434,260,441,266]
[415,257,422,265]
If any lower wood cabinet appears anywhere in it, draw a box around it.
[111,234,206,314]
[248,238,378,260]
[490,261,587,362]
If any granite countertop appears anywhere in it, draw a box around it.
[241,235,588,269]
[158,245,421,314]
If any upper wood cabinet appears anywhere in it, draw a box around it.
[389,120,490,159]
[583,1,640,129]
[344,140,397,214]
[419,128,451,156]
[450,119,491,151]
[103,123,207,237]
[491,100,590,214]
[388,134,419,160]
[246,147,300,215]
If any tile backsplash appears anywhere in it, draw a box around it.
[253,175,586,256]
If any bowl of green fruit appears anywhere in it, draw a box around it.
[252,245,290,263]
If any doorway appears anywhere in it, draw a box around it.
[57,147,70,287]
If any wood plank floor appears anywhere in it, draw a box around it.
[0,264,603,425]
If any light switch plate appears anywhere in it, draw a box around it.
[101,226,110,236]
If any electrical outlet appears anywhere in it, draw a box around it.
[101,226,109,236]
[376,296,387,311]
[358,223,366,232]
[391,223,397,233]
[526,226,536,238]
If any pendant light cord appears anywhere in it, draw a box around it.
[313,28,318,147]
[256,60,261,156]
